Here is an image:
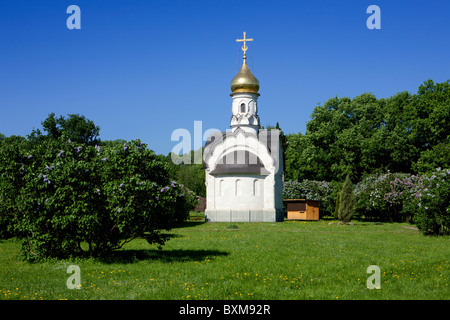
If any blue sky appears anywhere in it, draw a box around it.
[1,0,449,155]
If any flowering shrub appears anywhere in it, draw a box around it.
[0,138,190,260]
[354,169,450,233]
[408,168,450,235]
[353,172,419,222]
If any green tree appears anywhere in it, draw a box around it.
[283,79,450,182]
[413,139,450,173]
[410,80,450,172]
[166,148,206,197]
[411,80,450,148]
[176,163,205,197]
[334,191,340,220]
[338,175,354,224]
[285,133,316,181]
[28,113,100,145]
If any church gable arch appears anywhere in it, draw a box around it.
[204,130,275,172]
[212,150,270,175]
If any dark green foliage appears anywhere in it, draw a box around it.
[338,175,354,224]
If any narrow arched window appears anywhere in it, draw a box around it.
[235,179,241,196]
[240,103,246,113]
[253,179,258,196]
[219,179,224,197]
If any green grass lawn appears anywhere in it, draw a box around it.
[0,217,449,300]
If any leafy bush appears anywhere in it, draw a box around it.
[0,138,190,260]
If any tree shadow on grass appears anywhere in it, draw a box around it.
[99,248,229,264]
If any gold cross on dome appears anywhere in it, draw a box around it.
[236,31,253,57]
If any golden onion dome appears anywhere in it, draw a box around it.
[231,56,259,94]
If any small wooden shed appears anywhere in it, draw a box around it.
[284,199,319,220]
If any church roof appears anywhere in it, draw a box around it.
[230,56,260,94]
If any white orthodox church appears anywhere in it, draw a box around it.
[203,32,284,222]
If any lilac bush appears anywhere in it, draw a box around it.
[353,172,416,221]
[407,168,450,235]
[353,169,449,232]
[0,137,191,260]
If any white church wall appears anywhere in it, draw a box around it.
[213,174,265,209]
